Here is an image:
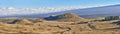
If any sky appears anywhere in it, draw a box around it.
[0,0,120,8]
[0,0,120,16]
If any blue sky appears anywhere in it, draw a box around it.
[0,0,120,8]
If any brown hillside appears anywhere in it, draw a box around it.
[57,13,87,22]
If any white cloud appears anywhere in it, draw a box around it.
[0,6,91,16]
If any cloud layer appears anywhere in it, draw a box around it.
[0,6,89,16]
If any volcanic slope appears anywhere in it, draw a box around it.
[45,13,88,22]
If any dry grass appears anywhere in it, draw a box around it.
[0,18,119,34]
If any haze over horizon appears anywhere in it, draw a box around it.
[0,0,120,16]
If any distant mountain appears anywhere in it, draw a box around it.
[66,4,120,17]
[56,4,120,18]
[44,13,87,22]
[0,4,120,18]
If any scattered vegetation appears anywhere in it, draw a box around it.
[0,13,120,34]
[105,16,120,21]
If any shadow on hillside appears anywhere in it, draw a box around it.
[8,19,19,24]
[112,21,120,25]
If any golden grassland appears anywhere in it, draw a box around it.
[0,18,119,34]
